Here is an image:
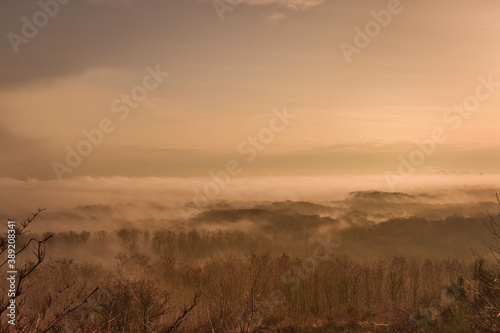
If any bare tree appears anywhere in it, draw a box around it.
[0,209,98,332]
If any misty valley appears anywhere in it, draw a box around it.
[1,186,499,332]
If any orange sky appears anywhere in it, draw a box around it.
[1,0,500,181]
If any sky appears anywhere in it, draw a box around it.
[1,0,500,183]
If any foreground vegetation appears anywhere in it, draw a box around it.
[1,202,499,332]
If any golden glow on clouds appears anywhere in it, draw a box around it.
[1,0,500,180]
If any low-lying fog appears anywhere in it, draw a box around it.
[1,175,499,259]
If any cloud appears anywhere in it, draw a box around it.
[266,12,287,23]
[427,167,471,175]
[89,0,325,10]
[85,0,128,5]
[219,0,324,10]
[192,207,338,237]
[1,177,497,260]
[2,175,499,234]
[84,0,141,7]
[0,126,46,157]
